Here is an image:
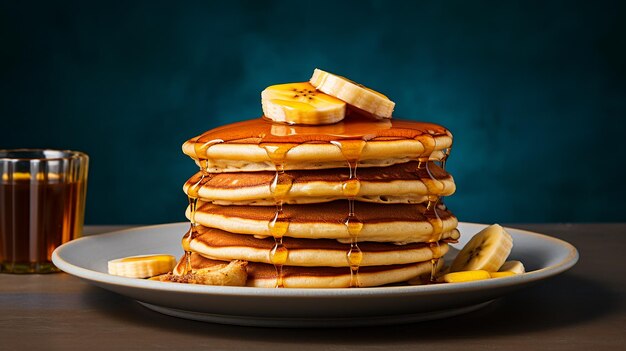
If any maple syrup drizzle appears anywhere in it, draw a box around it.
[418,132,454,281]
[182,138,223,274]
[439,147,452,170]
[429,241,441,281]
[331,140,366,287]
[260,143,297,288]
[431,144,453,281]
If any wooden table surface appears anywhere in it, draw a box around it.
[0,223,624,351]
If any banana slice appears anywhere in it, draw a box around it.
[261,82,346,125]
[108,254,176,278]
[450,224,513,273]
[310,68,395,119]
[489,271,516,279]
[499,260,525,274]
[441,270,491,283]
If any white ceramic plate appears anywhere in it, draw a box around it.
[52,222,578,327]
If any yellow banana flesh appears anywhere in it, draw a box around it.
[441,270,491,283]
[108,254,176,278]
[499,260,525,274]
[489,271,517,278]
[310,68,395,119]
[449,224,513,273]
[261,82,346,125]
[441,270,517,283]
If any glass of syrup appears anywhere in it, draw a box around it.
[0,149,88,273]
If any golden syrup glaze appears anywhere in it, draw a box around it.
[188,113,451,156]
[260,143,295,288]
[331,139,367,287]
[419,142,445,279]
[183,112,453,287]
[423,138,453,281]
[182,138,224,274]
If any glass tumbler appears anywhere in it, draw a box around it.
[0,149,88,273]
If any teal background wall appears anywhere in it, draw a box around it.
[1,1,624,224]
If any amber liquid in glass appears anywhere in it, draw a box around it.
[0,179,83,273]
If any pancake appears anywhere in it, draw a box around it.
[188,225,452,267]
[190,149,447,173]
[177,111,458,288]
[174,252,443,288]
[184,161,455,205]
[188,201,459,243]
[182,115,452,172]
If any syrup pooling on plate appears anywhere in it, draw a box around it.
[182,138,223,274]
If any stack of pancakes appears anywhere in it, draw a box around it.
[174,114,458,288]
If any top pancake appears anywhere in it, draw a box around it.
[183,161,455,205]
[182,114,452,172]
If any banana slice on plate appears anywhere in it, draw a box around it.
[108,254,176,278]
[489,271,516,278]
[441,270,491,283]
[261,82,346,125]
[310,68,395,119]
[450,224,513,273]
[499,260,525,274]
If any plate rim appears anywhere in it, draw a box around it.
[52,222,579,297]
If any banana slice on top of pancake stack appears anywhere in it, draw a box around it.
[175,68,459,288]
